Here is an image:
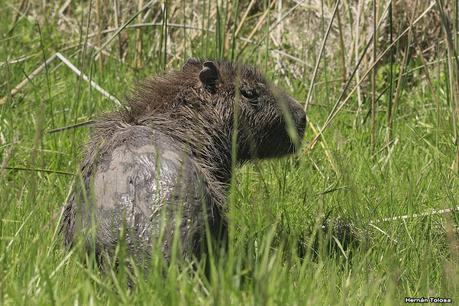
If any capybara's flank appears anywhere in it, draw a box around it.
[61,59,307,267]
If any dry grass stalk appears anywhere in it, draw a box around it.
[237,0,277,57]
[9,0,28,32]
[96,0,104,71]
[93,1,154,60]
[370,0,378,154]
[0,53,58,105]
[354,0,365,118]
[386,1,394,146]
[0,52,121,106]
[387,42,409,141]
[306,120,340,175]
[374,206,459,222]
[387,0,418,143]
[336,4,347,84]
[308,1,436,151]
[304,0,341,113]
[113,0,126,61]
[436,0,459,172]
[3,167,74,176]
[48,120,95,134]
[135,0,144,69]
[234,0,257,37]
[416,47,442,143]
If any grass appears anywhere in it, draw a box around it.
[0,1,458,305]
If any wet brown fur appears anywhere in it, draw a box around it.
[61,59,306,265]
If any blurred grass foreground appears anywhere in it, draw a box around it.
[0,0,458,305]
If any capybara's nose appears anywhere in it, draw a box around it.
[297,109,307,131]
[288,97,307,135]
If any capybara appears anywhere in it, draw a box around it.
[61,59,307,267]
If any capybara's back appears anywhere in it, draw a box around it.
[62,125,213,264]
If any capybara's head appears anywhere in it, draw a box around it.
[128,59,306,162]
[188,59,306,161]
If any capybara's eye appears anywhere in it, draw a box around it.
[240,88,259,102]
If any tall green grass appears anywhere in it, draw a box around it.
[0,1,458,305]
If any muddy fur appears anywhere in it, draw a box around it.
[61,59,306,267]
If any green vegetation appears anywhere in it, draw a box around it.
[0,1,458,305]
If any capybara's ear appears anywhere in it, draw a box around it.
[182,58,200,70]
[199,61,219,88]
